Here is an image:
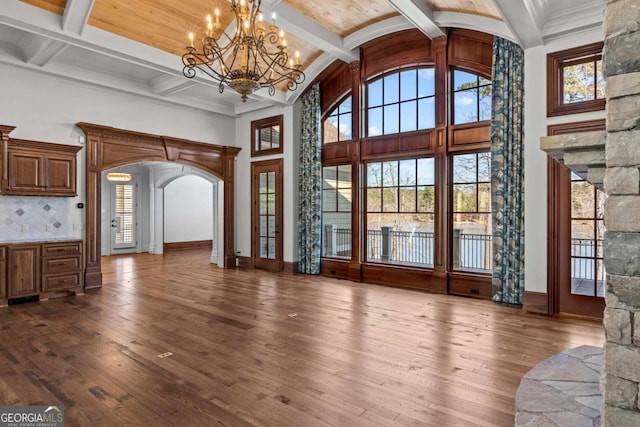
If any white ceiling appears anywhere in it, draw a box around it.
[0,0,605,117]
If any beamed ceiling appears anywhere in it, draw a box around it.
[1,0,604,116]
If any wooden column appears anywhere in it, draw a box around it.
[348,60,362,282]
[223,147,240,268]
[432,35,449,286]
[0,125,16,191]
[81,127,103,289]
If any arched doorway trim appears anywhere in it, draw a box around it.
[77,122,240,289]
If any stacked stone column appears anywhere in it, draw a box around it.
[601,0,640,424]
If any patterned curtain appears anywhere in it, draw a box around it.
[298,83,322,274]
[490,37,525,304]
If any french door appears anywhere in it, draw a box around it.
[251,159,283,271]
[110,179,138,254]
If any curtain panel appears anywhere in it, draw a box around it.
[298,83,322,274]
[490,37,525,304]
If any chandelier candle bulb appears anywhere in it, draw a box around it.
[181,0,305,102]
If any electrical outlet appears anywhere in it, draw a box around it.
[21,224,29,232]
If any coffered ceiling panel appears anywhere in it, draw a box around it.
[424,0,502,20]
[283,0,399,37]
[20,0,66,15]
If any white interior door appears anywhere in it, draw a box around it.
[110,179,138,253]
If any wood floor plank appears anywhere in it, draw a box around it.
[0,249,604,426]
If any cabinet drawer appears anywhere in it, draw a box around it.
[42,242,82,257]
[42,273,82,292]
[42,256,81,274]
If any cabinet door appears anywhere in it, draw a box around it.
[8,245,40,298]
[45,155,76,195]
[8,152,43,192]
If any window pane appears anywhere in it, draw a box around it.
[479,76,491,86]
[417,158,435,185]
[400,69,417,102]
[453,154,477,184]
[479,85,492,121]
[368,107,383,136]
[323,189,337,211]
[323,116,339,143]
[399,159,416,185]
[339,96,352,114]
[323,166,336,189]
[368,79,383,107]
[478,183,491,212]
[596,188,606,218]
[571,181,595,218]
[454,70,477,91]
[454,89,479,124]
[382,161,398,186]
[453,184,477,212]
[596,60,605,99]
[383,104,399,134]
[418,186,435,212]
[399,188,416,212]
[418,68,435,97]
[340,113,352,140]
[478,152,491,182]
[453,213,492,271]
[418,97,435,130]
[367,188,382,211]
[337,188,352,212]
[337,165,352,188]
[564,62,596,103]
[400,100,417,133]
[259,128,272,150]
[384,73,399,104]
[382,188,399,212]
[367,163,382,187]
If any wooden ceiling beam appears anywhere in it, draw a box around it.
[492,0,543,48]
[62,0,95,35]
[263,1,358,63]
[387,0,445,39]
[20,33,67,66]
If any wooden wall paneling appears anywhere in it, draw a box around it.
[361,263,446,293]
[321,258,351,280]
[447,29,493,78]
[322,141,354,165]
[448,272,492,299]
[0,125,16,191]
[361,30,433,80]
[360,132,434,160]
[448,122,491,152]
[0,246,6,306]
[78,122,241,287]
[523,291,550,315]
[320,61,351,114]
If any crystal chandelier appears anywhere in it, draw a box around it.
[182,0,305,102]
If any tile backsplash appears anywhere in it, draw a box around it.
[0,196,71,240]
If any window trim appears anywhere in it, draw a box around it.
[251,115,284,157]
[547,42,605,117]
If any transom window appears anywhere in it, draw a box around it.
[452,70,492,125]
[366,158,435,266]
[366,68,435,137]
[251,115,283,157]
[323,95,352,143]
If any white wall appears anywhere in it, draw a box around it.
[0,61,237,240]
[523,28,606,293]
[163,175,213,243]
[234,105,299,264]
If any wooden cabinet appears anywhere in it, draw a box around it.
[0,240,84,305]
[2,139,80,196]
[41,241,84,297]
[0,247,6,306]
[8,244,40,298]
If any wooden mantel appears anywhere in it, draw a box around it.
[77,122,241,289]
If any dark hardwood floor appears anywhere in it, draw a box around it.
[0,249,603,426]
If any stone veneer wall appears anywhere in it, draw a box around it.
[601,0,640,424]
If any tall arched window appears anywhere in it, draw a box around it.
[323,95,352,143]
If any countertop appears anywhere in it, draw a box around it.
[0,237,83,245]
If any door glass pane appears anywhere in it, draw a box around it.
[114,183,135,246]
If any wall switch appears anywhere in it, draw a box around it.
[21,224,29,232]
[46,224,53,232]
